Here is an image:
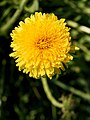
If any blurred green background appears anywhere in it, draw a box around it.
[0,0,90,120]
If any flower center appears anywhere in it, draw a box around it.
[36,38,52,49]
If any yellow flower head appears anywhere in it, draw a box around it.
[10,12,76,79]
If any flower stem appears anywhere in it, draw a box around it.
[41,77,63,108]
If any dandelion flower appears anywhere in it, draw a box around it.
[10,12,76,79]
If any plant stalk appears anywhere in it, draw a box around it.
[41,77,63,108]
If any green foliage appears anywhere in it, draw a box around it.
[0,0,90,120]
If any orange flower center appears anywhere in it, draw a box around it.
[36,37,53,49]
